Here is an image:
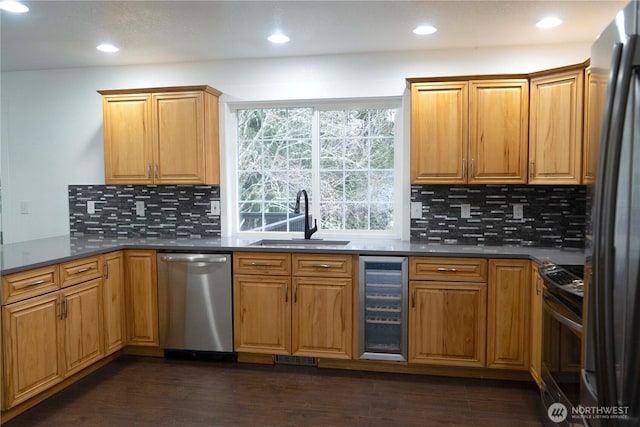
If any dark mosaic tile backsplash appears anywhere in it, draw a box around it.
[410,185,587,248]
[69,185,221,238]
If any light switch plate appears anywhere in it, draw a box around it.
[410,202,422,219]
[461,204,471,219]
[211,200,221,216]
[513,203,524,220]
[135,201,145,217]
[87,201,96,214]
[20,201,29,215]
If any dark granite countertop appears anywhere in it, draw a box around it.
[0,235,586,276]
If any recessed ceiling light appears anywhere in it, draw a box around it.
[0,1,29,13]
[413,25,437,35]
[536,17,563,29]
[268,33,290,44]
[96,43,120,53]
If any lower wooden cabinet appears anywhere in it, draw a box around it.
[292,276,352,359]
[530,262,544,385]
[233,252,353,359]
[408,257,488,367]
[61,279,105,376]
[2,277,105,409]
[233,274,292,355]
[487,259,531,370]
[124,250,159,346]
[409,281,487,367]
[102,252,126,355]
[2,293,64,409]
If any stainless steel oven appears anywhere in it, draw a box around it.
[539,262,584,426]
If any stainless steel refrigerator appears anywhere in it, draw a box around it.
[582,1,640,426]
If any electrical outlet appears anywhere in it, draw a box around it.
[210,200,221,216]
[410,202,422,219]
[461,204,471,219]
[87,201,96,214]
[20,201,29,215]
[513,203,524,220]
[135,201,145,217]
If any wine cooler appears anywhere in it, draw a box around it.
[358,256,408,361]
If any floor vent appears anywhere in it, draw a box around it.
[273,355,318,367]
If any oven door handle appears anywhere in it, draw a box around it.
[543,293,583,336]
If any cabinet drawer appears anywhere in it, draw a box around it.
[60,256,103,288]
[2,265,60,304]
[292,254,353,278]
[234,252,291,276]
[409,257,487,282]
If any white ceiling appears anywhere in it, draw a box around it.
[0,0,627,72]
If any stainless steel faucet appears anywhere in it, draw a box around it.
[294,189,317,239]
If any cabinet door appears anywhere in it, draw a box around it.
[103,252,126,355]
[124,250,159,346]
[529,69,584,184]
[233,275,291,355]
[487,259,530,370]
[152,92,206,184]
[583,67,608,184]
[530,263,544,386]
[102,94,154,184]
[2,294,64,409]
[410,82,469,184]
[292,277,352,359]
[469,80,528,184]
[408,281,486,367]
[61,279,104,376]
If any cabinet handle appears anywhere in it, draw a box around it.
[26,279,46,287]
[154,163,159,179]
[411,288,415,308]
[104,262,109,279]
[311,264,330,269]
[58,299,64,320]
[284,284,288,303]
[529,161,534,179]
[294,284,298,303]
[437,267,458,273]
[471,159,475,178]
[62,299,68,319]
[76,267,91,274]
[250,262,273,267]
[462,159,467,179]
[147,163,151,179]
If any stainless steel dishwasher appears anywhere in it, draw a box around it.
[157,253,233,353]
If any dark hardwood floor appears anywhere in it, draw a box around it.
[3,355,545,426]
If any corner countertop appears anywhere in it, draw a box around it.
[0,235,586,275]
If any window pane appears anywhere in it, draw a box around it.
[318,107,395,232]
[237,107,312,232]
[237,104,395,234]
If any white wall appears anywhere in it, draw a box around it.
[0,42,590,243]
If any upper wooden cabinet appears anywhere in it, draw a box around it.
[583,66,608,184]
[529,68,584,184]
[469,80,529,184]
[99,85,222,185]
[410,82,469,184]
[410,78,528,184]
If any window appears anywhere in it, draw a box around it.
[234,101,399,236]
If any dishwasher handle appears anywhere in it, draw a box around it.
[159,254,229,264]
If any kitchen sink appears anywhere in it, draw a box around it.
[249,239,350,247]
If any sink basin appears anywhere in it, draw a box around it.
[250,239,350,247]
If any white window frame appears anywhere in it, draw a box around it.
[222,97,407,240]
